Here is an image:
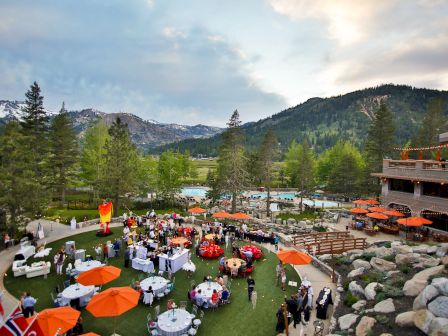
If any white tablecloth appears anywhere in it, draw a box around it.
[34,247,52,258]
[158,249,189,273]
[132,258,154,273]
[61,284,95,300]
[75,260,102,273]
[140,276,168,295]
[196,282,222,300]
[157,309,193,336]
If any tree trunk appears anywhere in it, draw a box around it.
[114,194,119,217]
[266,186,271,217]
[231,191,237,213]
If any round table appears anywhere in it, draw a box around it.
[204,234,217,241]
[225,258,245,269]
[170,237,190,247]
[196,281,223,300]
[75,260,102,273]
[140,276,169,295]
[157,309,194,336]
[61,284,95,300]
[241,245,263,259]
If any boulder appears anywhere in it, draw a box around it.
[339,313,359,330]
[413,244,430,254]
[413,285,440,310]
[374,246,393,258]
[373,298,395,313]
[319,254,332,261]
[348,268,366,279]
[353,259,372,270]
[436,243,448,257]
[432,277,448,296]
[355,316,376,336]
[370,257,397,272]
[413,265,445,281]
[352,300,367,311]
[414,309,435,334]
[337,286,345,293]
[415,254,440,268]
[428,296,448,318]
[392,244,413,254]
[403,279,429,296]
[365,282,382,301]
[395,253,420,265]
[386,270,401,277]
[395,311,416,327]
[379,334,394,336]
[429,317,448,336]
[348,249,364,256]
[349,281,365,297]
[427,246,438,255]
[441,256,448,266]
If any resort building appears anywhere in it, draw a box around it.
[372,132,448,232]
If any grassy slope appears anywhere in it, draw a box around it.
[5,230,300,336]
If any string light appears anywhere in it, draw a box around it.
[394,144,448,151]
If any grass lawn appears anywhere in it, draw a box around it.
[5,230,300,336]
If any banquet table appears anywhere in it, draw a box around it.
[240,245,263,259]
[170,237,190,248]
[132,258,154,273]
[225,258,245,269]
[140,276,169,295]
[157,309,194,336]
[315,287,333,319]
[196,281,223,300]
[204,234,217,241]
[61,284,95,301]
[75,260,102,273]
[159,249,189,273]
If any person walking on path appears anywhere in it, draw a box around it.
[275,261,284,286]
[247,276,255,301]
[21,292,36,318]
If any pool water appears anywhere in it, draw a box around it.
[251,192,296,199]
[181,187,208,197]
[302,200,338,207]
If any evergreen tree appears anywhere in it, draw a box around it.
[255,129,279,216]
[217,110,248,212]
[363,102,396,194]
[49,103,78,204]
[136,155,158,199]
[206,168,222,205]
[285,140,316,211]
[0,122,35,229]
[157,150,185,202]
[80,120,110,198]
[100,118,138,211]
[327,152,362,198]
[20,81,50,213]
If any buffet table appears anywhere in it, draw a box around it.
[157,309,193,336]
[159,249,189,273]
[140,276,169,295]
[132,258,154,273]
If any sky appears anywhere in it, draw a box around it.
[1,0,447,126]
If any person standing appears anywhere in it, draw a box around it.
[55,250,65,275]
[281,269,287,291]
[275,304,286,334]
[124,247,130,268]
[247,276,255,301]
[275,261,284,286]
[285,295,299,328]
[21,292,37,318]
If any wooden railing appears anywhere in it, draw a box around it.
[291,231,351,246]
[297,238,367,255]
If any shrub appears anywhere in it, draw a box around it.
[360,271,384,283]
[335,256,352,266]
[343,280,350,291]
[313,225,327,232]
[382,285,404,298]
[344,292,359,307]
[383,242,392,248]
[399,265,410,274]
[359,252,376,262]
[382,254,395,262]
[386,277,405,288]
[375,315,389,324]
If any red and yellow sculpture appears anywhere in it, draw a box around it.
[98,201,113,235]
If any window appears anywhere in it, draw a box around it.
[422,182,448,198]
[389,179,414,193]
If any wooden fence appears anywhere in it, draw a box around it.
[297,238,367,255]
[292,231,351,246]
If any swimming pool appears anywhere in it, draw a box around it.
[181,187,208,197]
[251,192,296,199]
[302,200,338,208]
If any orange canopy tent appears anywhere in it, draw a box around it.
[212,211,231,219]
[77,265,121,286]
[383,210,405,217]
[353,200,370,205]
[367,212,389,220]
[350,208,368,214]
[230,212,252,220]
[368,207,387,213]
[188,207,206,214]
[365,199,380,205]
[277,249,312,265]
[397,216,433,227]
[86,286,140,335]
[30,307,80,336]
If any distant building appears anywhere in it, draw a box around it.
[372,134,448,232]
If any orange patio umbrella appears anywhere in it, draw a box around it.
[77,265,121,286]
[212,211,231,218]
[367,212,389,220]
[277,249,312,265]
[368,207,387,213]
[188,207,206,214]
[231,212,252,220]
[353,200,369,205]
[365,199,380,205]
[80,333,101,336]
[86,286,140,335]
[383,210,405,217]
[31,307,80,336]
[397,216,433,227]
[350,208,368,214]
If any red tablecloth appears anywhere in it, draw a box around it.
[199,243,224,259]
[240,245,263,259]
[183,227,193,236]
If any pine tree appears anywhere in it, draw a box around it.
[327,152,362,198]
[206,169,221,205]
[217,110,248,212]
[20,81,50,213]
[363,102,396,194]
[49,103,78,204]
[157,150,185,202]
[100,118,138,211]
[255,129,279,216]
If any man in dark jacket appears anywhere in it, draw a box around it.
[124,247,130,268]
[285,295,299,328]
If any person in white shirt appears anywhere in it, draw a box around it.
[242,223,248,232]
[150,209,156,218]
[123,226,130,235]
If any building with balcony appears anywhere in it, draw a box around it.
[372,140,448,232]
